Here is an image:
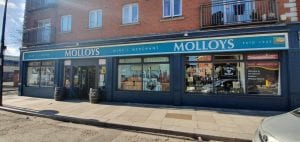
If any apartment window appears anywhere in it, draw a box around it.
[27,61,55,87]
[163,0,182,18]
[122,3,139,24]
[61,15,72,33]
[89,9,103,29]
[118,57,170,92]
[185,53,280,95]
[37,19,51,43]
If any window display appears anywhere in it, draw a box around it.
[27,61,54,87]
[118,57,170,92]
[214,62,245,94]
[27,62,41,86]
[185,53,279,95]
[247,62,280,95]
[118,65,142,91]
[186,63,213,93]
[40,61,55,87]
[143,64,170,91]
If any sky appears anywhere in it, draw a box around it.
[0,0,25,56]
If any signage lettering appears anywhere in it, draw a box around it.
[174,39,235,52]
[23,33,288,61]
[65,48,100,57]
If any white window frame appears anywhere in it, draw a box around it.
[37,19,51,43]
[89,9,103,29]
[163,0,182,18]
[122,3,139,24]
[61,15,72,33]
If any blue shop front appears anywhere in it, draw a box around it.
[20,28,300,111]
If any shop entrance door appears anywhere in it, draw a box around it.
[74,66,96,100]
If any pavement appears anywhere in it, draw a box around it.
[0,94,284,142]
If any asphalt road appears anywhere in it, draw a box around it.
[0,110,197,142]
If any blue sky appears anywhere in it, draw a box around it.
[0,0,25,56]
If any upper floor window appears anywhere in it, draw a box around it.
[89,9,103,29]
[163,0,182,18]
[122,3,139,24]
[37,19,51,43]
[61,15,72,33]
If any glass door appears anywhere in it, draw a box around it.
[73,66,96,100]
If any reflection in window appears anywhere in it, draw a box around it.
[186,63,213,93]
[214,62,245,94]
[64,66,71,89]
[27,62,41,86]
[118,65,142,91]
[40,62,55,87]
[118,57,170,92]
[247,62,280,95]
[27,61,54,87]
[143,64,170,91]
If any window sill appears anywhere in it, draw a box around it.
[160,16,184,22]
[60,31,72,34]
[120,22,140,27]
[88,27,102,31]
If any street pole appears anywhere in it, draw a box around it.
[0,0,8,106]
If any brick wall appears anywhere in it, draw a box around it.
[24,0,299,45]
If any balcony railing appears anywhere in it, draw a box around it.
[23,26,55,46]
[200,0,279,28]
[27,0,57,11]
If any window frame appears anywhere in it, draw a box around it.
[61,15,72,33]
[162,0,182,18]
[184,53,281,96]
[26,61,55,88]
[122,3,139,25]
[117,56,171,92]
[89,9,103,29]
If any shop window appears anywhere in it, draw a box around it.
[118,57,170,92]
[27,62,41,86]
[118,65,143,91]
[247,61,280,95]
[27,61,54,87]
[185,53,280,96]
[214,62,245,94]
[186,62,213,93]
[40,61,55,87]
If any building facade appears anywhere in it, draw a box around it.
[21,0,300,110]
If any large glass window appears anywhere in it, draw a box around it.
[185,53,280,96]
[247,53,280,95]
[118,57,170,92]
[27,62,41,86]
[27,61,55,87]
[40,61,55,87]
[185,56,213,93]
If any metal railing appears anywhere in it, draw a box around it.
[23,26,55,46]
[200,0,279,28]
[27,0,57,11]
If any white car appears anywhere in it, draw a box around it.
[253,108,300,142]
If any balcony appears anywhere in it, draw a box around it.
[27,0,57,11]
[200,0,279,29]
[23,26,55,46]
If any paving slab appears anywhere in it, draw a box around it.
[1,95,284,142]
